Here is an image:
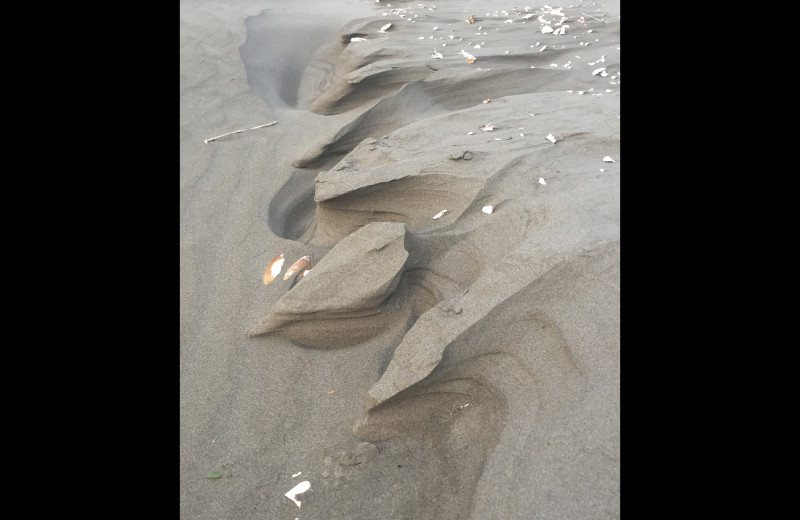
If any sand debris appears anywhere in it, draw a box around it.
[459,49,477,63]
[263,254,285,284]
[539,177,547,185]
[283,256,311,281]
[449,150,472,160]
[431,48,443,59]
[467,16,475,24]
[479,124,494,131]
[285,480,311,508]
[482,205,493,214]
[204,121,278,144]
[379,23,392,33]
[291,472,302,478]
[603,156,615,163]
[433,209,448,219]
[546,133,557,144]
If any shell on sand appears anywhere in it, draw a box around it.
[263,254,285,284]
[283,256,311,280]
[298,263,313,278]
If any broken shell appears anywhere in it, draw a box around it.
[263,254,285,284]
[479,124,494,131]
[431,48,443,59]
[379,23,392,33]
[298,263,313,279]
[433,209,448,219]
[482,205,493,214]
[546,133,556,144]
[467,16,475,24]
[603,156,615,163]
[539,177,547,185]
[283,256,310,280]
[285,481,311,508]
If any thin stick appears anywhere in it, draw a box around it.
[204,121,279,144]
[581,11,605,22]
[250,120,278,130]
[204,129,245,144]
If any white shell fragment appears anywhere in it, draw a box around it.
[541,25,554,34]
[379,23,392,33]
[263,254,285,285]
[479,124,494,131]
[283,256,310,281]
[546,133,556,144]
[285,481,311,508]
[602,156,615,163]
[433,209,448,219]
[592,67,609,76]
[539,177,547,185]
[482,205,493,214]
[459,50,477,63]
[292,472,302,478]
[350,37,367,42]
[431,48,443,59]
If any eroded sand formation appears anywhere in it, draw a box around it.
[237,2,619,517]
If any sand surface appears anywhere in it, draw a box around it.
[180,0,619,518]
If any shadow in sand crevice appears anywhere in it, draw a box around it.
[263,168,318,242]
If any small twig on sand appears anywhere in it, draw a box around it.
[581,12,605,22]
[204,129,245,144]
[204,120,279,143]
[250,120,279,130]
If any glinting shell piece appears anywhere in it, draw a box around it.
[263,254,285,284]
[482,205,493,214]
[283,256,310,281]
[459,50,477,63]
[379,23,392,33]
[285,480,311,508]
[546,133,556,144]
[433,209,448,219]
[602,156,615,162]
[431,48,443,59]
[479,124,494,131]
[539,177,547,185]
